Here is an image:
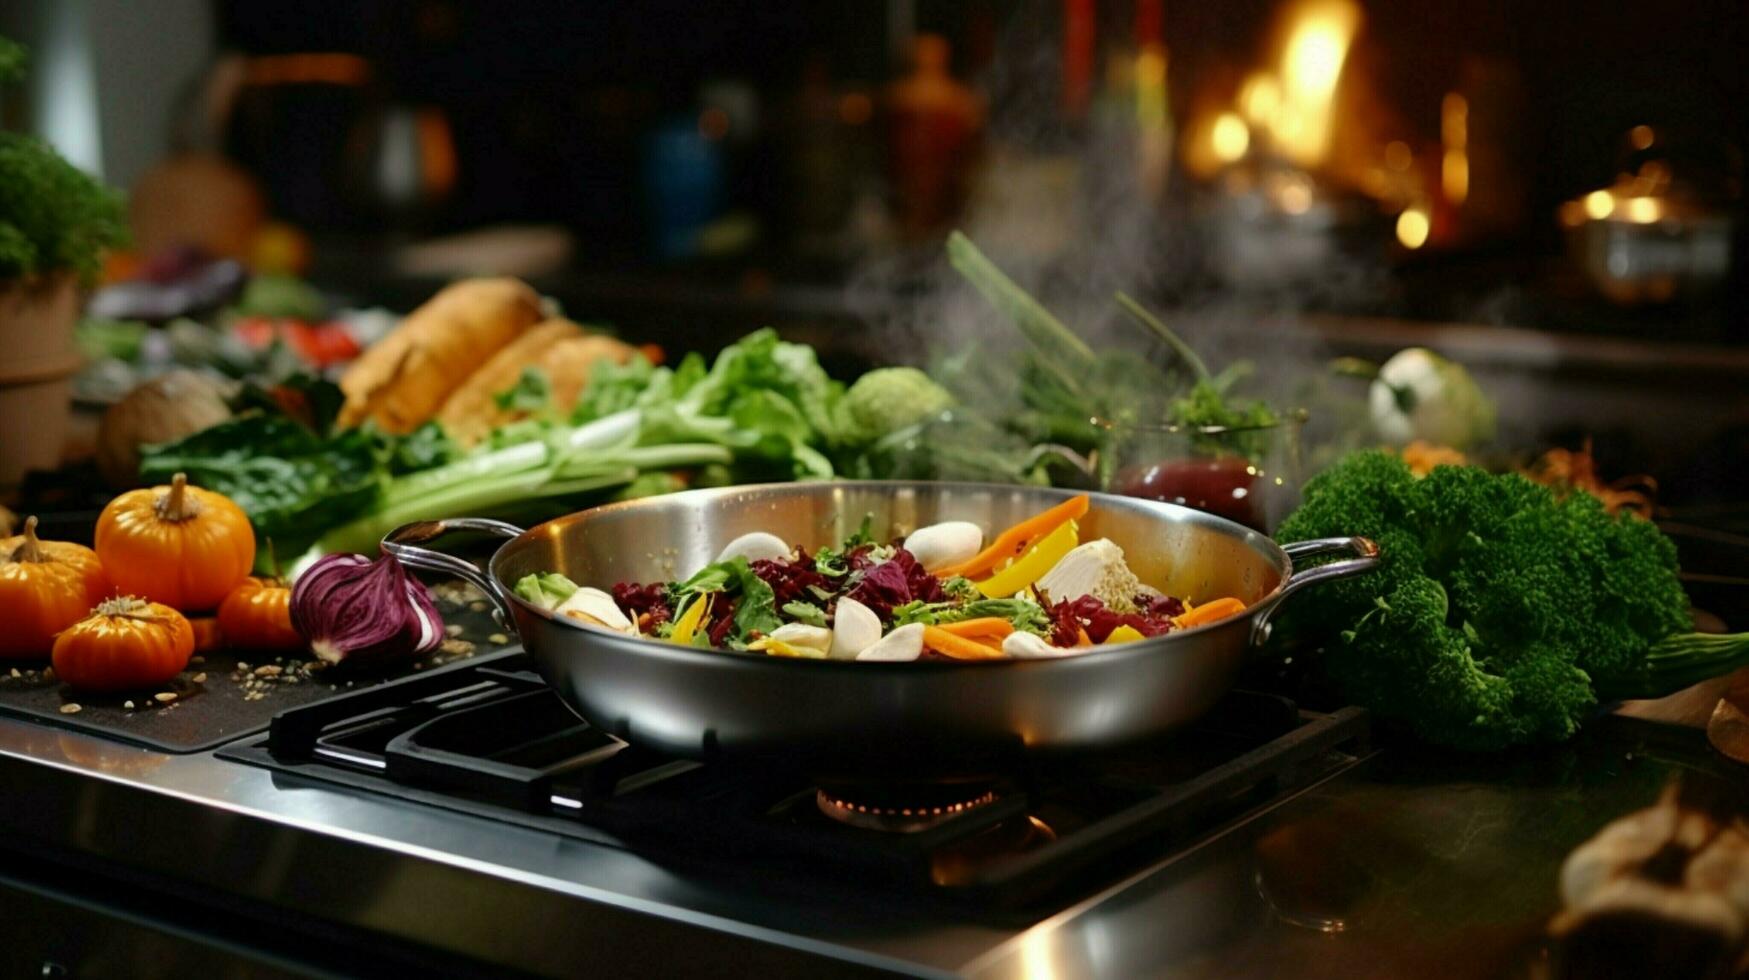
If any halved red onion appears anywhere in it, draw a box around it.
[290,552,445,665]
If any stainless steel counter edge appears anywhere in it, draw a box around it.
[0,718,973,978]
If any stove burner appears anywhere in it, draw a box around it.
[816,787,999,833]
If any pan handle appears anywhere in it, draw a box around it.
[382,519,525,629]
[1251,536,1381,647]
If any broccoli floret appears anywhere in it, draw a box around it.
[832,367,954,447]
[1277,450,1749,750]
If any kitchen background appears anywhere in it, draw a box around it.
[2,0,1746,500]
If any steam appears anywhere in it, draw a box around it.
[843,0,1363,416]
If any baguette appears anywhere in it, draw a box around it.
[338,277,543,433]
[436,324,637,445]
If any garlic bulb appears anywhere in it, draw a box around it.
[855,623,925,662]
[828,596,882,659]
[902,521,983,573]
[715,532,790,565]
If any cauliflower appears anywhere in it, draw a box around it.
[1035,539,1149,613]
[832,367,954,447]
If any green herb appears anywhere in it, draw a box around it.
[782,601,828,628]
[842,514,876,549]
[813,546,849,578]
[673,556,782,643]
[892,596,1051,635]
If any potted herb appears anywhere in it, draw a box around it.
[0,35,128,487]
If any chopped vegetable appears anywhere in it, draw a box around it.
[668,593,712,646]
[1033,538,1147,611]
[0,516,113,658]
[1105,625,1147,644]
[289,552,444,666]
[1174,597,1246,629]
[936,494,1089,580]
[831,367,956,447]
[555,587,636,633]
[933,618,1015,640]
[514,572,580,611]
[975,519,1080,598]
[95,473,255,611]
[922,626,1005,660]
[52,597,194,692]
[1277,450,1749,750]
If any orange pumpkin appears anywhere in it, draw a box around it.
[0,516,112,658]
[52,597,194,692]
[96,472,255,612]
[218,577,304,652]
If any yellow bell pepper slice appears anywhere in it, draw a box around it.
[669,592,713,645]
[1104,625,1146,645]
[974,520,1079,598]
[748,637,828,659]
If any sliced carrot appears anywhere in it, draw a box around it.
[1175,597,1246,629]
[1075,628,1094,647]
[189,617,224,653]
[923,626,1006,660]
[934,618,1015,640]
[935,495,1091,580]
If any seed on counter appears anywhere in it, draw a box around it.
[8,668,18,678]
[237,661,251,671]
[192,672,207,684]
[41,668,53,681]
[253,664,282,677]
[469,601,487,612]
[155,692,177,703]
[190,655,205,664]
[445,623,464,638]
[59,703,81,714]
[488,633,509,645]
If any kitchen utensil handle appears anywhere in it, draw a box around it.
[382,519,525,629]
[1251,537,1381,646]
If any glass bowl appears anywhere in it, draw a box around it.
[1095,409,1308,534]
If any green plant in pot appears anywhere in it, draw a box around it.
[0,34,128,488]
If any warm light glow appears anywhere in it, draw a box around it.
[1559,200,1587,227]
[1440,92,1469,205]
[1623,196,1663,224]
[1396,208,1430,248]
[1443,151,1469,205]
[1134,45,1169,128]
[1211,112,1250,163]
[1238,73,1282,128]
[698,107,730,140]
[1266,0,1362,167]
[1276,174,1314,214]
[1583,189,1616,220]
[1630,124,1655,150]
[1384,140,1412,172]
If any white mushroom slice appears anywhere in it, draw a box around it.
[855,623,925,662]
[902,521,984,573]
[766,622,832,652]
[828,597,882,660]
[715,532,791,565]
[1003,631,1080,659]
[556,587,636,633]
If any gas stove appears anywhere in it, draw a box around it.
[217,649,1370,908]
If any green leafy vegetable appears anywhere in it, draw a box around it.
[673,556,782,643]
[892,596,1051,635]
[229,274,326,321]
[1277,451,1749,751]
[514,572,580,611]
[782,601,828,628]
[493,367,553,413]
[842,514,876,549]
[832,367,955,448]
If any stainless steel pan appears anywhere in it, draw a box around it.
[384,482,1376,779]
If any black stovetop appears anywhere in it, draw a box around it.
[219,650,1370,909]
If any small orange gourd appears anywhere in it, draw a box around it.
[95,473,255,612]
[0,517,112,658]
[218,577,304,652]
[52,597,194,692]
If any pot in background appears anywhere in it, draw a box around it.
[0,274,81,488]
